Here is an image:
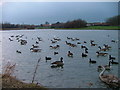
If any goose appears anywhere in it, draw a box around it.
[98,61,111,70]
[81,45,86,49]
[96,51,108,56]
[68,51,73,57]
[91,42,97,46]
[45,57,52,62]
[70,44,77,47]
[51,57,64,66]
[98,46,108,51]
[85,49,88,53]
[109,55,116,60]
[30,48,41,52]
[16,50,21,53]
[50,45,60,49]
[99,66,120,88]
[53,38,61,41]
[37,37,42,41]
[9,38,13,41]
[84,41,87,43]
[77,42,81,44]
[11,35,14,37]
[32,45,39,48]
[103,44,111,49]
[36,41,39,44]
[85,47,88,50]
[110,60,119,64]
[54,52,58,55]
[67,37,71,39]
[111,40,116,43]
[51,40,57,43]
[65,41,71,45]
[75,38,80,40]
[82,53,87,57]
[89,58,96,63]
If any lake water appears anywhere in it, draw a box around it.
[0,29,119,88]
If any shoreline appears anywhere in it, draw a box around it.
[1,74,47,89]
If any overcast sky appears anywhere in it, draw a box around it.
[2,2,118,25]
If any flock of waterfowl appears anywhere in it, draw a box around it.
[7,33,120,88]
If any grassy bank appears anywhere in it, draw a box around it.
[1,62,47,89]
[79,26,120,30]
[1,26,120,30]
[2,74,47,89]
[54,26,120,30]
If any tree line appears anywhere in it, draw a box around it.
[1,15,120,29]
[51,19,87,28]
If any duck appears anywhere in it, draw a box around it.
[82,53,87,57]
[89,58,96,63]
[99,66,120,88]
[68,51,73,57]
[45,57,52,62]
[110,60,119,64]
[109,55,116,60]
[51,57,64,66]
[96,51,108,56]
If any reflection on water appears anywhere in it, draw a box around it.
[0,29,118,88]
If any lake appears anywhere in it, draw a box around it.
[0,29,119,88]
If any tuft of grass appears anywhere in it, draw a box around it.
[2,62,47,89]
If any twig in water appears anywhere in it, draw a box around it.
[32,58,41,83]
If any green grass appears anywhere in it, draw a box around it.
[80,26,120,30]
[36,26,120,30]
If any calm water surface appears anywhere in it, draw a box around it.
[0,29,119,88]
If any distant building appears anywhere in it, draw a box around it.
[41,24,51,28]
[87,22,109,26]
